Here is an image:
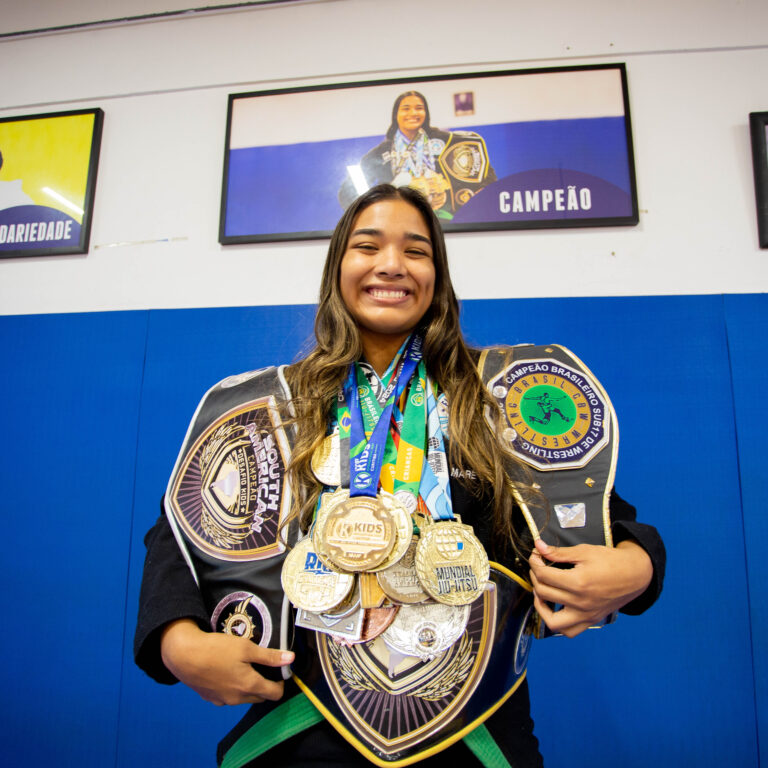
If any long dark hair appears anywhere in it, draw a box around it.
[284,184,533,553]
[385,91,432,140]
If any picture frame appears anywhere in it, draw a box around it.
[0,108,103,259]
[219,63,639,244]
[750,112,768,249]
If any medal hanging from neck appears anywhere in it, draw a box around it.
[315,336,421,574]
[413,379,489,605]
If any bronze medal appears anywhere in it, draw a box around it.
[382,601,470,661]
[414,519,489,606]
[281,536,354,613]
[377,537,429,604]
[334,606,400,646]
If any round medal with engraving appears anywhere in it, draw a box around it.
[415,520,489,605]
[281,536,354,613]
[369,493,413,573]
[311,430,341,487]
[377,537,429,604]
[382,601,470,661]
[316,491,397,572]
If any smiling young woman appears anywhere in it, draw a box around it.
[136,184,665,768]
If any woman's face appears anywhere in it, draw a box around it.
[396,95,426,140]
[340,198,435,349]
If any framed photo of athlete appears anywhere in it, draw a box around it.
[750,112,768,248]
[0,108,103,259]
[219,64,639,243]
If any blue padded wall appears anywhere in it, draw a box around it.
[0,311,148,767]
[0,294,763,767]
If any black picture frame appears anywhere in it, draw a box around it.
[0,108,103,259]
[219,63,639,244]
[750,112,768,249]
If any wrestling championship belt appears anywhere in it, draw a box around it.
[478,344,619,638]
[437,132,493,213]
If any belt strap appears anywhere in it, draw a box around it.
[463,724,515,768]
[220,692,323,768]
[221,692,513,768]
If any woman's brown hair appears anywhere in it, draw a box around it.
[283,184,533,553]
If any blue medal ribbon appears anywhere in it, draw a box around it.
[344,334,423,498]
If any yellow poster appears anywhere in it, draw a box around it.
[0,109,103,258]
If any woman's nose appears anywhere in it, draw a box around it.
[374,245,406,276]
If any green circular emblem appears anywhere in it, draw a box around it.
[410,391,424,407]
[519,385,577,436]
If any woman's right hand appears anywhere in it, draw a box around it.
[160,618,295,706]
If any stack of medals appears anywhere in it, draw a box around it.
[281,336,490,661]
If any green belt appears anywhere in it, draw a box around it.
[220,692,514,768]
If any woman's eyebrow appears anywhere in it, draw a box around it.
[349,228,431,246]
[349,227,382,238]
[404,232,432,245]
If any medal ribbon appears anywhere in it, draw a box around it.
[356,359,427,499]
[417,377,453,520]
[342,335,423,498]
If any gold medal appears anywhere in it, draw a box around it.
[369,492,413,572]
[313,487,346,568]
[414,518,489,605]
[316,491,397,572]
[359,572,387,609]
[281,536,354,613]
[382,601,470,661]
[311,430,340,487]
[377,536,429,604]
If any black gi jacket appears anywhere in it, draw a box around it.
[135,467,665,768]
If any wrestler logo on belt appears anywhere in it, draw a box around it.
[488,358,609,471]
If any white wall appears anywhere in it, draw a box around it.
[1,0,767,315]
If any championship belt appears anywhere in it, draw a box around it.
[164,352,606,764]
[291,565,534,766]
[437,133,493,212]
[478,345,619,638]
[164,366,296,665]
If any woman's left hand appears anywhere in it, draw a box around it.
[529,538,653,638]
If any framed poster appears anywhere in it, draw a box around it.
[0,108,103,259]
[750,112,768,248]
[219,64,638,243]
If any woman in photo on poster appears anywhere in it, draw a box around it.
[338,91,497,219]
[136,184,664,768]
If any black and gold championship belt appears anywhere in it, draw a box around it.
[165,367,296,662]
[437,132,493,213]
[479,345,619,638]
[165,348,617,765]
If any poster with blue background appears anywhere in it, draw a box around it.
[0,109,103,259]
[220,65,637,243]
